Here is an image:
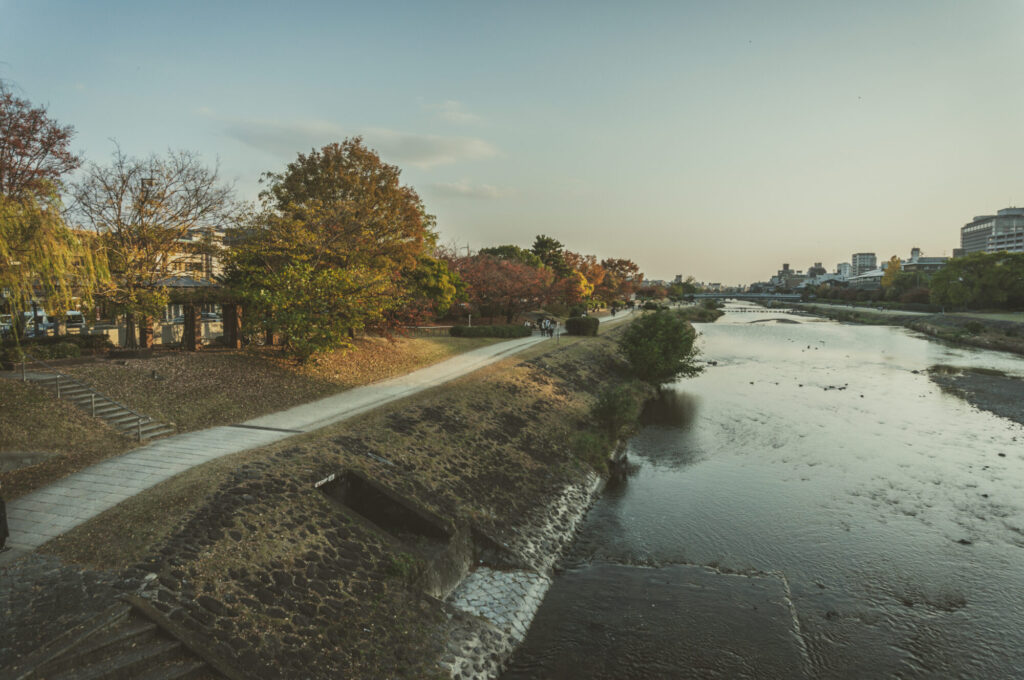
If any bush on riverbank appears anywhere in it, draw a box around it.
[449,324,532,338]
[618,310,703,385]
[591,384,643,438]
[565,316,599,336]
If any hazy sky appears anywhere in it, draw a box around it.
[3,0,1023,283]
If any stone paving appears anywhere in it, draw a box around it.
[448,567,552,644]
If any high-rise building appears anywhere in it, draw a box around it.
[960,208,1024,254]
[851,253,877,277]
[836,262,851,278]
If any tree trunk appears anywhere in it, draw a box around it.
[140,316,154,348]
[183,304,200,351]
[124,313,138,349]
[223,304,242,349]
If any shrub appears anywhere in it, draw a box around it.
[591,384,642,437]
[569,430,611,473]
[449,324,532,338]
[643,301,660,310]
[2,346,26,363]
[565,316,599,336]
[568,304,587,317]
[963,321,985,335]
[76,334,114,350]
[618,310,702,385]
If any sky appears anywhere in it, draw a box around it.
[3,0,1023,284]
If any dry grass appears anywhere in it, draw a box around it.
[1,336,496,500]
[0,380,134,499]
[54,336,498,432]
[42,329,632,571]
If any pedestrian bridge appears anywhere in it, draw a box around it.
[692,293,802,302]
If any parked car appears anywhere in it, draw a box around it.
[64,310,86,331]
[200,312,222,322]
[20,310,53,337]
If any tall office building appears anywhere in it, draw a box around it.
[960,208,1024,254]
[851,253,877,277]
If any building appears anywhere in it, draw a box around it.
[851,253,877,277]
[836,262,852,279]
[902,247,948,273]
[960,207,1024,254]
[848,268,884,289]
[770,264,806,290]
[807,262,827,277]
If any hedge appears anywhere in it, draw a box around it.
[565,316,599,336]
[449,324,533,338]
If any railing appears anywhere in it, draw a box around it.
[21,353,155,441]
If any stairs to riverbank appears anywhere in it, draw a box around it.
[9,367,175,441]
[29,373,175,441]
[10,602,221,680]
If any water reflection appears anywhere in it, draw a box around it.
[640,388,700,428]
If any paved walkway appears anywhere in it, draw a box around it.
[2,313,632,560]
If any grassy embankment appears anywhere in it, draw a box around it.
[38,322,648,679]
[0,336,499,499]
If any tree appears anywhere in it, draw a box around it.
[71,148,237,347]
[0,190,107,325]
[451,253,553,323]
[564,251,606,296]
[0,82,82,198]
[228,138,438,357]
[531,234,571,276]
[880,256,901,289]
[931,252,1024,310]
[617,309,701,385]
[479,244,543,268]
[596,258,643,303]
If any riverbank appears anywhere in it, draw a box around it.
[789,302,1024,357]
[1,323,650,679]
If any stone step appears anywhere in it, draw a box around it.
[135,423,175,439]
[39,619,159,674]
[45,639,183,680]
[106,413,147,427]
[56,386,92,397]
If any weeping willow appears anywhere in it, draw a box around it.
[0,189,109,333]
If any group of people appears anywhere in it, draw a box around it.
[524,318,559,337]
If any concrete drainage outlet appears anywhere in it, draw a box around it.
[316,469,472,599]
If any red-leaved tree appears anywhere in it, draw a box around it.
[452,253,553,323]
[0,82,82,198]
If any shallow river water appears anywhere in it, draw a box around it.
[502,302,1024,679]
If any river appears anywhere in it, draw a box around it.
[502,302,1024,679]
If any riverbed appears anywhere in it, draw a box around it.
[503,302,1024,679]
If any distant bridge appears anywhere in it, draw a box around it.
[691,293,802,302]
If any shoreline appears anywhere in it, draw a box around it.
[789,302,1024,429]
[786,302,1024,358]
